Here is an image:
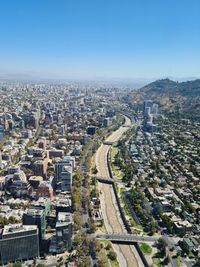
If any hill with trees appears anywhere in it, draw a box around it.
[126,78,200,114]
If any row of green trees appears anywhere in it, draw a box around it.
[73,232,91,267]
[129,188,158,234]
[92,239,117,267]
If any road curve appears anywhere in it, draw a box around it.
[95,116,144,267]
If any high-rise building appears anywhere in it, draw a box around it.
[145,107,151,117]
[23,208,46,242]
[56,212,72,253]
[0,224,39,264]
[152,103,159,116]
[143,100,159,133]
[60,165,73,192]
[143,100,153,115]
[55,157,74,180]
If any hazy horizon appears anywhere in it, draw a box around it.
[0,71,199,85]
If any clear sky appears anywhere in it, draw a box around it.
[0,0,200,80]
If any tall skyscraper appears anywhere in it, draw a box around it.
[143,100,153,115]
[152,103,159,116]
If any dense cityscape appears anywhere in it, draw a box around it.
[0,80,199,267]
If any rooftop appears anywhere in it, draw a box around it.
[2,224,37,236]
[25,208,44,216]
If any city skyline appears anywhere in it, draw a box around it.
[0,0,200,80]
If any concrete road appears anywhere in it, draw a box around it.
[95,116,144,267]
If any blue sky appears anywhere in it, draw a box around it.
[0,0,200,80]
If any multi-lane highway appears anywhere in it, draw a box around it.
[95,116,144,267]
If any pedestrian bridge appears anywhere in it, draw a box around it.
[90,175,123,184]
[103,141,115,145]
[96,233,158,244]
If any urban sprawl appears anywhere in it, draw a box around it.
[0,82,199,267]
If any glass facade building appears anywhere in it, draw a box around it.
[0,224,39,264]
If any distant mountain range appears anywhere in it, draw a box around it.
[128,78,200,114]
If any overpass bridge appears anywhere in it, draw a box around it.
[96,233,158,244]
[90,175,123,184]
[103,141,115,145]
